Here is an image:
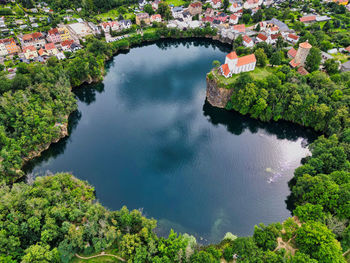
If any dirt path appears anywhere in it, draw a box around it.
[75,252,125,262]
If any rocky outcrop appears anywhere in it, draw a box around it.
[206,73,233,108]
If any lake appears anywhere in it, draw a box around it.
[25,40,317,243]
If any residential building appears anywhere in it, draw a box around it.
[188,2,202,15]
[2,38,20,54]
[287,47,297,59]
[229,14,238,24]
[100,21,119,33]
[0,40,8,56]
[233,24,245,33]
[286,33,299,43]
[20,32,46,48]
[341,61,350,72]
[243,0,262,9]
[45,42,58,55]
[300,15,316,23]
[229,2,242,12]
[256,33,268,43]
[220,51,256,77]
[58,27,72,41]
[23,45,38,60]
[172,7,184,18]
[205,8,215,17]
[120,20,132,29]
[211,0,222,9]
[136,13,151,25]
[61,39,74,51]
[139,0,148,9]
[242,35,254,47]
[47,28,62,43]
[150,14,162,23]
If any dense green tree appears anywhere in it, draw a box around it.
[254,48,267,67]
[305,47,322,72]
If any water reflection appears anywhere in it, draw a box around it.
[24,40,317,242]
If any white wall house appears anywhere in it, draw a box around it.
[0,42,8,57]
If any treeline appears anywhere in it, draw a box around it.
[1,173,346,262]
[223,67,350,135]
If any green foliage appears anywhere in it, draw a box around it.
[305,47,322,72]
[295,221,345,263]
[294,204,326,223]
[254,48,268,67]
[253,223,281,251]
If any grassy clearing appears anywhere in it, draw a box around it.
[332,52,349,63]
[70,249,123,263]
[213,66,273,87]
[164,0,186,6]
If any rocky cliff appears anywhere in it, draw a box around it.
[206,73,233,108]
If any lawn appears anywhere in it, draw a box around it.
[164,0,186,6]
[70,249,124,263]
[213,66,274,87]
[96,10,135,21]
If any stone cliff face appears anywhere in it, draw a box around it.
[206,74,233,108]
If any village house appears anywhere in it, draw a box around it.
[0,40,8,56]
[287,47,297,59]
[20,32,46,48]
[44,42,58,56]
[47,28,62,43]
[58,27,72,41]
[270,33,281,44]
[243,35,254,47]
[2,38,20,55]
[152,0,160,10]
[136,13,151,25]
[23,45,38,60]
[341,61,350,72]
[38,47,49,57]
[220,51,256,77]
[265,26,279,35]
[229,14,238,24]
[61,39,74,51]
[119,20,132,30]
[150,14,162,23]
[289,41,312,68]
[139,0,148,9]
[56,52,66,60]
[188,2,202,16]
[243,0,262,9]
[172,6,184,19]
[300,15,317,23]
[100,21,119,33]
[233,24,245,33]
[229,2,242,13]
[256,33,268,43]
[205,8,215,17]
[182,11,192,22]
[211,0,222,9]
[286,33,299,43]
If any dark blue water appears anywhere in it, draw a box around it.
[25,40,317,243]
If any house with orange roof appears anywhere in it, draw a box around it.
[100,21,119,33]
[38,48,49,57]
[45,43,58,56]
[20,32,46,48]
[220,51,256,78]
[229,14,238,24]
[211,0,222,9]
[242,35,254,48]
[229,2,242,13]
[188,2,202,15]
[233,24,245,33]
[345,46,350,52]
[1,38,20,55]
[286,33,299,44]
[150,14,162,23]
[23,45,38,60]
[266,26,279,35]
[256,33,268,43]
[334,0,348,5]
[300,15,316,23]
[287,47,297,59]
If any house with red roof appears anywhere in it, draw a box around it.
[287,47,297,59]
[150,14,162,23]
[45,43,58,56]
[22,45,38,60]
[286,33,299,44]
[256,33,268,43]
[300,15,316,23]
[270,33,282,44]
[202,16,214,23]
[233,24,245,33]
[211,0,222,9]
[229,2,242,13]
[243,35,254,48]
[244,0,262,9]
[47,28,62,43]
[229,14,238,24]
[345,46,350,52]
[188,2,202,15]
[100,21,119,33]
[220,51,256,78]
[20,32,46,48]
[266,26,279,35]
